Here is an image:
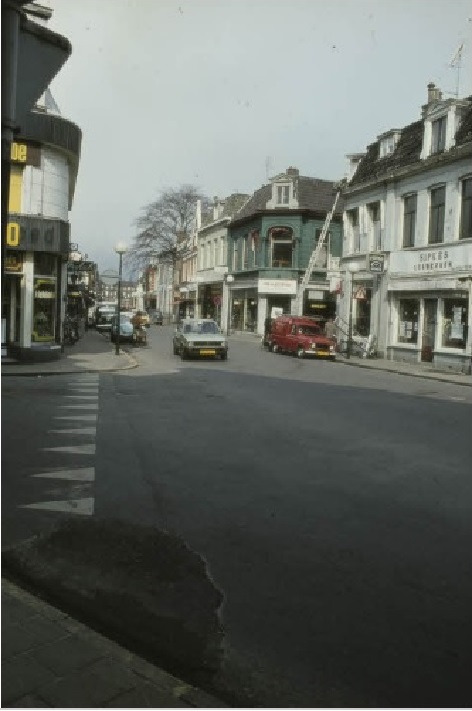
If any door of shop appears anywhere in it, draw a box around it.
[421,298,436,362]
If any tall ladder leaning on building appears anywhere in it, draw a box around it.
[293,181,344,316]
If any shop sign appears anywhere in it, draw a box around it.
[5,216,69,255]
[390,243,472,275]
[369,254,385,273]
[10,141,41,167]
[4,253,23,273]
[258,278,297,295]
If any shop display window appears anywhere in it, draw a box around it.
[442,298,468,349]
[32,277,56,342]
[398,298,419,344]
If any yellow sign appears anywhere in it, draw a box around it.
[11,143,27,162]
[6,222,20,247]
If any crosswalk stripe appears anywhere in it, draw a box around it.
[42,444,96,454]
[48,427,96,435]
[20,498,94,515]
[31,468,95,482]
[64,395,99,400]
[54,415,97,421]
[59,404,98,409]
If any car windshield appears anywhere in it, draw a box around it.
[183,321,219,335]
[297,326,321,335]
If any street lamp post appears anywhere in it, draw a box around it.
[114,241,128,356]
[346,263,360,359]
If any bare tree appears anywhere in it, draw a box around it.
[125,184,207,275]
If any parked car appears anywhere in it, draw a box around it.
[110,313,135,343]
[267,316,336,360]
[148,309,163,325]
[173,319,228,360]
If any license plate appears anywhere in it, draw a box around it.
[317,351,330,357]
[200,349,216,355]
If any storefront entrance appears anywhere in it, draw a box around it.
[421,298,436,362]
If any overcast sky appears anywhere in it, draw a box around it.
[47,0,472,274]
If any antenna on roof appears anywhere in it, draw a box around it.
[448,42,464,98]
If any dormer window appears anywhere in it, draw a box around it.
[431,116,446,154]
[379,131,400,158]
[276,184,290,205]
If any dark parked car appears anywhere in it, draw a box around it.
[149,309,163,325]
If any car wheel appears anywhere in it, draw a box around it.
[297,346,304,359]
[173,343,178,355]
[220,351,228,361]
[180,348,187,360]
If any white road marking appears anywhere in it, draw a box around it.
[42,444,96,455]
[59,404,98,409]
[31,468,95,482]
[20,498,94,515]
[64,395,99,400]
[54,415,97,421]
[68,388,99,392]
[48,427,96,435]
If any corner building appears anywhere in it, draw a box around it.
[3,90,81,361]
[340,84,472,372]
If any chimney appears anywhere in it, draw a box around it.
[286,167,299,177]
[427,82,442,103]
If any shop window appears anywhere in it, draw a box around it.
[442,298,468,349]
[428,186,445,244]
[460,177,472,240]
[398,299,419,344]
[269,227,293,268]
[32,277,56,342]
[403,194,417,248]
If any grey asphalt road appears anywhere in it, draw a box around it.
[3,327,472,707]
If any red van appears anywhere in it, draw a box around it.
[268,316,336,360]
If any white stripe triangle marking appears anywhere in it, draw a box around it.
[31,468,95,482]
[48,428,96,435]
[20,498,94,516]
[59,404,98,409]
[54,415,97,421]
[42,444,96,454]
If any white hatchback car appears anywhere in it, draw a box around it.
[173,319,228,360]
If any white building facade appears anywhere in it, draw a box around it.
[340,84,472,373]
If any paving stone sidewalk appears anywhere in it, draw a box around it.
[1,578,226,708]
[1,329,137,376]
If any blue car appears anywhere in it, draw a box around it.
[110,314,135,343]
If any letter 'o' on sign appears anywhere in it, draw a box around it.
[6,223,20,247]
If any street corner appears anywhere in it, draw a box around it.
[2,518,225,684]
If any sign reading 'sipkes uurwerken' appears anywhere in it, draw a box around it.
[389,243,472,274]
